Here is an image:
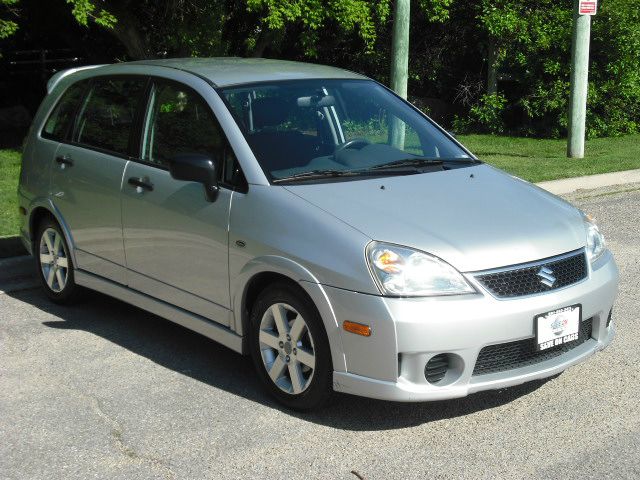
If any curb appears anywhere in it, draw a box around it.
[0,235,27,259]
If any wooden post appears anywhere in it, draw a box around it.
[567,0,594,158]
[389,0,410,149]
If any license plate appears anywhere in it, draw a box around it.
[535,305,581,351]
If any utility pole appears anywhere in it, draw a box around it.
[568,0,597,158]
[389,0,410,149]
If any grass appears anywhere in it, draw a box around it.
[458,134,640,183]
[0,149,21,237]
[0,133,639,236]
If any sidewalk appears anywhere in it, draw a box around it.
[536,169,640,195]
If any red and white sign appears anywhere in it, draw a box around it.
[579,0,598,15]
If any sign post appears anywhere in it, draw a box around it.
[567,0,597,158]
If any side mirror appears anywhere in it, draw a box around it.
[168,154,219,202]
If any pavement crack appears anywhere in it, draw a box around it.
[85,394,176,479]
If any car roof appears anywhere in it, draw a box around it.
[119,57,368,87]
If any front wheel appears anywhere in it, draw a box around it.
[249,283,332,411]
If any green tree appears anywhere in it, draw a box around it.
[34,0,640,138]
[65,0,231,59]
[456,0,640,138]
[0,0,19,40]
[244,0,391,57]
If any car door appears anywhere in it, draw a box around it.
[121,79,239,326]
[50,76,147,284]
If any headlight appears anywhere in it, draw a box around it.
[366,242,475,297]
[583,213,606,263]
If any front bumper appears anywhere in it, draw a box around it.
[327,251,619,402]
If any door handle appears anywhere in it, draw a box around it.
[128,177,154,192]
[55,155,73,167]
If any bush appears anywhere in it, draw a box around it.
[453,93,507,135]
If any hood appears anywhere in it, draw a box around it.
[284,164,586,272]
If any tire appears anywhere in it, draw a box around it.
[249,282,333,411]
[35,218,82,304]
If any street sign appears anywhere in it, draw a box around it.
[579,0,598,15]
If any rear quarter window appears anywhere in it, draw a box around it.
[41,82,87,141]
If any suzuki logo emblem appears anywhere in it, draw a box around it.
[537,266,557,288]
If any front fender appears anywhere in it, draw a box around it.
[231,255,347,373]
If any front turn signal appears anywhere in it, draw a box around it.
[343,321,371,337]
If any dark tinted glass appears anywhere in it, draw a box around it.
[42,82,86,141]
[74,78,145,155]
[142,82,224,167]
[222,80,470,180]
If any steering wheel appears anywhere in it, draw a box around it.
[333,138,371,159]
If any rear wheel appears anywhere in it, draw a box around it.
[35,219,82,304]
[249,283,332,411]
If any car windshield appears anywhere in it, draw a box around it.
[221,79,473,182]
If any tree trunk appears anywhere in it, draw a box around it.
[104,3,152,60]
[111,24,151,59]
[251,27,275,58]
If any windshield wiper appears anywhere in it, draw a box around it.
[368,157,479,171]
[272,166,424,183]
[272,169,360,184]
[367,158,445,171]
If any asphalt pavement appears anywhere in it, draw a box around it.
[1,185,639,480]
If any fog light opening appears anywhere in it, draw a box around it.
[607,309,613,328]
[425,354,449,385]
[424,353,465,386]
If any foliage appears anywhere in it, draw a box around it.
[66,0,117,28]
[2,0,640,139]
[454,93,507,135]
[587,0,640,137]
[60,1,235,59]
[465,0,640,138]
[418,0,454,23]
[245,0,391,57]
[0,0,19,40]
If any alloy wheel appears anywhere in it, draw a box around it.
[258,302,316,395]
[39,228,69,293]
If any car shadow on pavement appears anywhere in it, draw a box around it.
[8,286,554,431]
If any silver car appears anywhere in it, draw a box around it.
[18,58,618,410]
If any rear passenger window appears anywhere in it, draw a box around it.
[42,82,86,141]
[73,78,145,155]
[142,82,224,166]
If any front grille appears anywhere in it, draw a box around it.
[475,251,587,298]
[472,317,593,376]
